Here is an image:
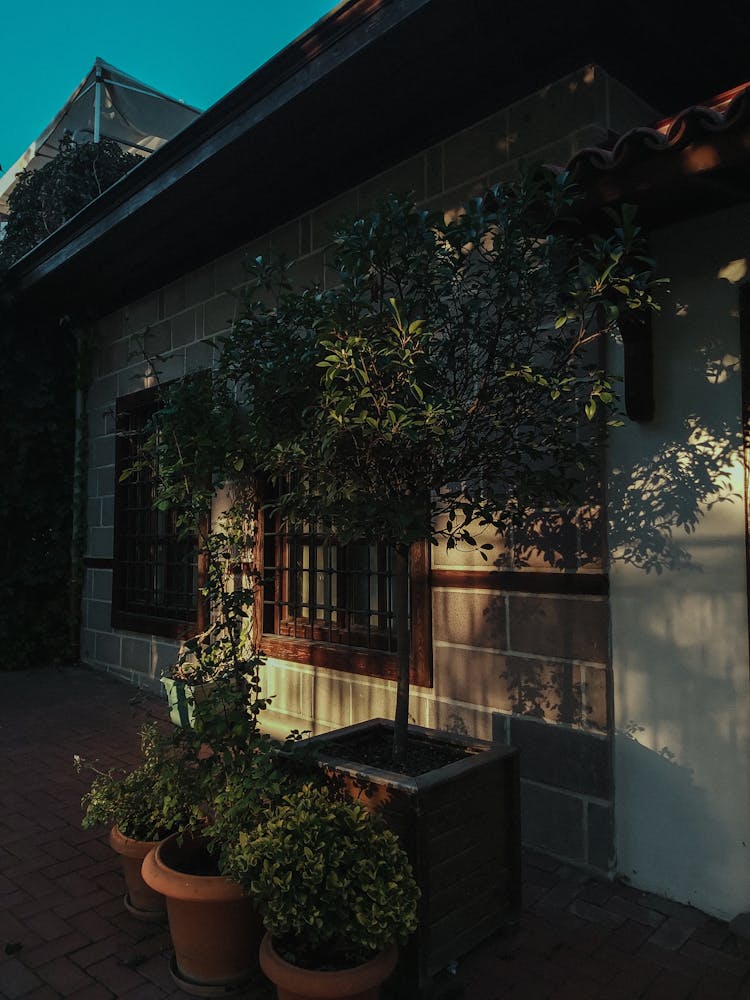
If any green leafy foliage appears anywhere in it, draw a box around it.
[135,170,665,763]
[75,723,194,842]
[225,784,419,969]
[0,312,76,668]
[0,136,140,267]
[218,171,663,551]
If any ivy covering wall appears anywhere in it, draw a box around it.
[0,137,141,667]
[0,306,76,668]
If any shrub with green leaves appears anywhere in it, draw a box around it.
[0,135,140,267]
[225,785,419,969]
[75,723,195,842]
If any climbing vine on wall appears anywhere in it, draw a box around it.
[0,307,77,668]
[0,136,140,666]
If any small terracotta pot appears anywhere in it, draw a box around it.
[142,833,262,995]
[109,825,166,921]
[259,933,398,1000]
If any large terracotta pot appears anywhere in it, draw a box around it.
[109,825,166,922]
[141,833,262,996]
[259,933,397,1000]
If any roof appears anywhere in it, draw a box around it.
[5,0,750,321]
[565,82,750,222]
[0,58,201,216]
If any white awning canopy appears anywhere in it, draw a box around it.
[0,58,201,216]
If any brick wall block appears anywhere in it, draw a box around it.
[99,338,129,375]
[94,467,114,498]
[430,698,493,741]
[501,655,591,726]
[444,107,510,190]
[124,293,159,335]
[86,498,101,528]
[171,308,198,348]
[587,801,615,871]
[606,76,659,134]
[522,782,585,862]
[185,264,215,307]
[507,65,607,163]
[204,293,238,337]
[142,320,172,357]
[425,144,443,198]
[214,249,247,292]
[270,219,302,259]
[312,190,358,250]
[508,594,608,663]
[186,340,215,373]
[122,636,150,674]
[91,435,114,470]
[86,599,111,631]
[94,631,121,667]
[432,588,507,649]
[303,670,351,728]
[433,644,508,708]
[151,641,179,679]
[87,526,113,560]
[508,715,612,798]
[163,277,187,317]
[262,661,303,717]
[90,569,112,602]
[87,374,117,410]
[359,155,426,210]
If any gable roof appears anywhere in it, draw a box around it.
[566,83,750,224]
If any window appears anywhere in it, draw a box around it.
[111,386,201,638]
[258,509,432,685]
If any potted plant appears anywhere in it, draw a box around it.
[140,727,278,995]
[225,784,419,1000]
[140,655,303,995]
[75,722,191,921]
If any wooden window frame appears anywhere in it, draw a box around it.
[111,385,204,640]
[255,510,432,687]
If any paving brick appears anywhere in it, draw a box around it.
[680,938,750,977]
[648,916,697,951]
[25,907,77,941]
[67,984,117,999]
[87,954,154,994]
[641,970,699,999]
[21,931,91,968]
[2,667,746,1000]
[0,958,43,998]
[36,954,95,993]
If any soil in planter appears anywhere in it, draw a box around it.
[320,730,469,776]
[162,838,221,877]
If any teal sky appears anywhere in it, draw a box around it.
[0,0,334,176]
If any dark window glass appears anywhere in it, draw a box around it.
[112,386,198,637]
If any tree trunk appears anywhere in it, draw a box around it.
[393,545,410,767]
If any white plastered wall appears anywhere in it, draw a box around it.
[609,204,750,919]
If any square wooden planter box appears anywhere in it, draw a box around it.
[303,719,521,997]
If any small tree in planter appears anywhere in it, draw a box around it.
[217,170,664,765]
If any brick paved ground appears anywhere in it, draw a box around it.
[0,666,748,1000]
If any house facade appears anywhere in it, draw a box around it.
[6,0,750,924]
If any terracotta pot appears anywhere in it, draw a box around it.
[259,933,397,1000]
[108,825,166,921]
[142,833,262,995]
